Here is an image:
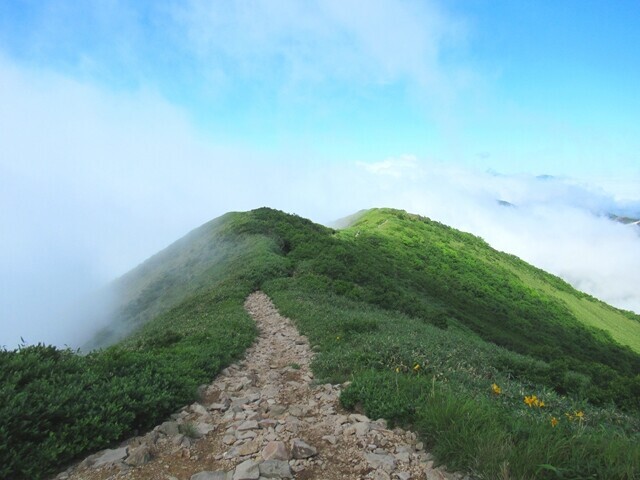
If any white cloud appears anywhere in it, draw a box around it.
[351,158,640,313]
[170,0,467,100]
[1,55,639,350]
[356,155,419,178]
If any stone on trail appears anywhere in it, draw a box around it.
[258,460,294,478]
[261,441,290,461]
[354,422,371,437]
[335,414,349,425]
[365,452,397,473]
[191,472,230,480]
[196,421,216,436]
[237,439,261,456]
[125,445,151,466]
[233,459,260,480]
[321,434,337,445]
[237,420,259,431]
[372,469,392,480]
[349,413,370,423]
[425,469,449,480]
[222,434,236,445]
[394,451,411,463]
[92,447,128,468]
[268,404,287,417]
[190,402,209,416]
[290,438,317,459]
[258,419,278,429]
[157,421,180,436]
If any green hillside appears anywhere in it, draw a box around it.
[2,207,639,479]
[84,212,286,349]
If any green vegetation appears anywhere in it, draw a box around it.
[496,252,640,352]
[0,293,256,479]
[265,284,640,479]
[2,207,639,479]
[0,214,289,479]
[179,422,200,439]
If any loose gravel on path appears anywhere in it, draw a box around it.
[55,292,468,480]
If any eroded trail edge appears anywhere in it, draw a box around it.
[58,292,464,480]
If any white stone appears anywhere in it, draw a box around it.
[233,460,260,480]
[259,460,293,478]
[93,447,128,468]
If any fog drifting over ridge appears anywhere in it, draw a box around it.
[1,57,639,350]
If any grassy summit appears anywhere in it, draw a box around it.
[2,207,639,479]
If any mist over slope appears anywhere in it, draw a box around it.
[86,207,640,358]
[3,164,639,350]
[82,214,235,349]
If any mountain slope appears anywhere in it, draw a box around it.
[3,207,640,479]
[84,211,297,349]
[346,209,640,354]
[95,205,639,408]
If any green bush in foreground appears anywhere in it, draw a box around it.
[341,370,639,479]
[0,293,256,479]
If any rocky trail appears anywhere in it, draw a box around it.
[55,292,467,480]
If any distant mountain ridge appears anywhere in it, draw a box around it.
[84,213,245,349]
[495,198,640,228]
[608,213,640,226]
[88,207,640,355]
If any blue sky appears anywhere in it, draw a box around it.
[1,0,639,181]
[1,1,640,347]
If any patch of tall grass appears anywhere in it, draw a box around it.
[264,280,640,479]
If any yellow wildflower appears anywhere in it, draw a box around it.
[523,394,546,408]
[395,367,400,373]
[413,363,421,371]
[575,410,584,421]
[491,383,502,395]
[551,417,558,427]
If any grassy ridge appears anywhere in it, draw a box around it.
[263,281,639,478]
[0,293,255,479]
[2,207,639,478]
[84,212,288,349]
[501,259,640,352]
[270,207,639,411]
[0,221,290,479]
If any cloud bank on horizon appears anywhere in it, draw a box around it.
[1,1,639,348]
